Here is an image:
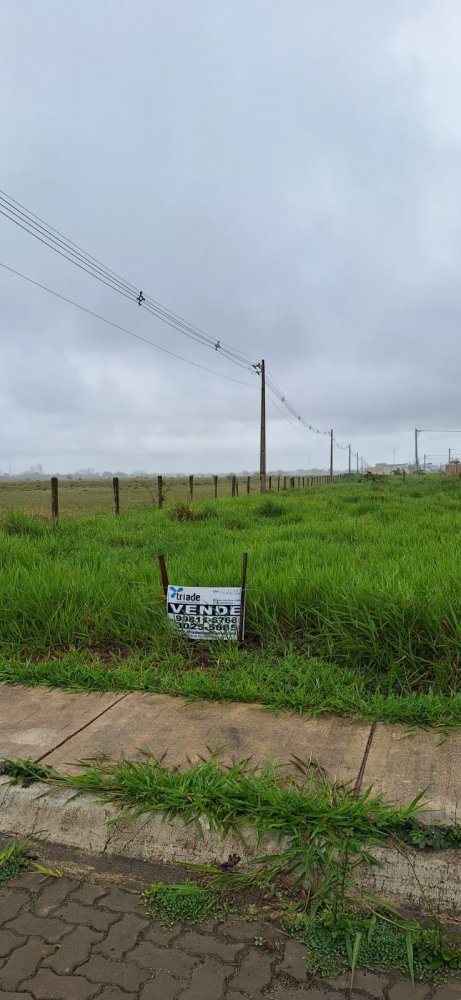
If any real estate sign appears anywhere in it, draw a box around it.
[166,585,243,641]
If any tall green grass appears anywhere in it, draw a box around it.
[1,477,461,725]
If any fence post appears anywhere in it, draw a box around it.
[283,476,287,490]
[51,477,59,520]
[268,475,272,492]
[112,476,120,515]
[236,481,239,496]
[277,475,280,492]
[157,475,164,508]
[247,476,250,495]
[188,475,194,502]
[298,476,301,487]
[213,475,218,498]
[232,475,236,497]
[290,476,295,488]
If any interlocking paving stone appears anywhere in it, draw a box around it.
[95,990,138,1000]
[276,938,308,980]
[70,885,107,906]
[76,955,147,991]
[227,949,273,992]
[94,913,148,959]
[388,983,431,1000]
[0,891,29,922]
[177,958,232,1000]
[0,868,439,1000]
[97,889,147,916]
[0,939,54,991]
[54,902,120,931]
[5,913,69,944]
[21,969,100,999]
[432,984,461,999]
[0,992,34,999]
[0,930,25,958]
[43,926,104,974]
[143,924,182,947]
[221,920,282,943]
[5,873,42,892]
[269,989,339,999]
[33,878,78,916]
[126,941,198,977]
[139,971,183,1000]
[347,971,390,995]
[179,929,243,961]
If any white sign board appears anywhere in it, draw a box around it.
[167,586,243,641]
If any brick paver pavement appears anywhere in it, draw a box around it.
[0,871,460,999]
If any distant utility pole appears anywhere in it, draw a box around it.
[348,443,351,476]
[415,428,420,473]
[330,429,333,482]
[356,452,359,474]
[258,359,266,494]
[449,447,452,464]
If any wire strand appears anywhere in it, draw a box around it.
[0,261,258,389]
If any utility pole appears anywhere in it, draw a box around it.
[356,452,359,474]
[449,447,452,464]
[259,359,266,493]
[415,428,420,474]
[330,429,333,482]
[348,443,351,476]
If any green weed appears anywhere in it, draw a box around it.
[0,839,31,883]
[0,839,61,883]
[0,757,55,786]
[4,753,461,981]
[143,881,226,925]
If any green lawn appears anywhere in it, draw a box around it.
[1,476,461,727]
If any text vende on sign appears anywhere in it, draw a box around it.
[166,585,243,641]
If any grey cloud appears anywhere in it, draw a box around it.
[1,1,460,473]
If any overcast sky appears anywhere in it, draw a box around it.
[1,1,461,474]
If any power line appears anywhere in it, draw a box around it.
[0,189,356,456]
[0,189,257,370]
[0,261,258,389]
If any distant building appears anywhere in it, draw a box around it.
[446,462,461,475]
[368,463,402,476]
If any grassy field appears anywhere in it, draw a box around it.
[1,475,461,727]
[0,473,331,517]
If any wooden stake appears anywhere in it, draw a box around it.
[158,554,169,596]
[238,551,248,642]
[157,475,164,509]
[51,477,59,520]
[113,476,120,515]
[188,475,194,502]
[213,475,218,499]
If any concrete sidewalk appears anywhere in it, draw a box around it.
[0,683,460,823]
[1,684,461,915]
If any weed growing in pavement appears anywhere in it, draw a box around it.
[0,758,55,786]
[143,881,227,925]
[0,840,31,883]
[290,910,461,983]
[0,839,61,883]
[7,752,459,982]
